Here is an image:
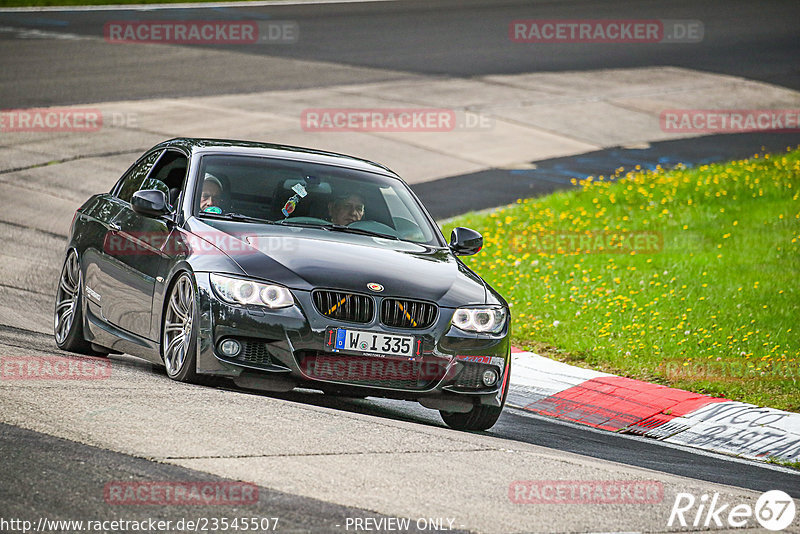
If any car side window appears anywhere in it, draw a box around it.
[147,150,189,210]
[115,150,163,203]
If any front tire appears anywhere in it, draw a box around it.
[440,366,510,431]
[54,249,99,355]
[162,273,200,383]
[440,404,503,431]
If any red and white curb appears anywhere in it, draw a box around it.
[508,348,800,463]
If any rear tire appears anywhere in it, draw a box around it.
[161,272,201,383]
[54,249,105,356]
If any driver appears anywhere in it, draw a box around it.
[200,174,224,212]
[328,191,365,226]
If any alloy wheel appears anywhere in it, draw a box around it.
[54,250,80,345]
[163,274,195,377]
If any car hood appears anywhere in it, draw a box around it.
[187,219,489,308]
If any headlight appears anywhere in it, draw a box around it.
[210,273,294,308]
[451,306,507,334]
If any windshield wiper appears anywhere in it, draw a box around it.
[323,224,399,240]
[275,220,326,228]
[198,212,275,225]
[275,220,399,240]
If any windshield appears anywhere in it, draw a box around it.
[193,155,442,246]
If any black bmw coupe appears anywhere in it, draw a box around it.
[54,138,511,430]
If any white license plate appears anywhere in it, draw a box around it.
[334,329,414,357]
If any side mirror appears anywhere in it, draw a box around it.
[131,190,171,217]
[449,227,483,256]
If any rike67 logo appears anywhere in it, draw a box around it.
[668,490,796,531]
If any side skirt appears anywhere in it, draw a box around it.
[84,305,162,365]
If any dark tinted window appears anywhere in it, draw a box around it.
[194,155,441,246]
[149,150,188,189]
[148,150,188,209]
[115,150,162,203]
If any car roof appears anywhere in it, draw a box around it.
[153,137,399,178]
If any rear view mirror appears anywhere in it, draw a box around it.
[449,227,483,256]
[131,190,171,217]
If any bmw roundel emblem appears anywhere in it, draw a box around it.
[367,282,384,292]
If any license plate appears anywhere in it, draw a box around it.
[331,328,415,357]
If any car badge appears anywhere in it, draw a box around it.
[367,282,384,292]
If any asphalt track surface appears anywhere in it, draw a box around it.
[1,1,799,532]
[0,0,799,107]
[1,422,471,534]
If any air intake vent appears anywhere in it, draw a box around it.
[380,299,437,329]
[313,291,373,323]
[239,340,272,365]
[454,363,494,389]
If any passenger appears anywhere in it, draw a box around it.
[328,191,365,226]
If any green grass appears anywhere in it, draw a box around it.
[443,148,800,412]
[766,458,800,470]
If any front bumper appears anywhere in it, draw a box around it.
[194,273,510,407]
